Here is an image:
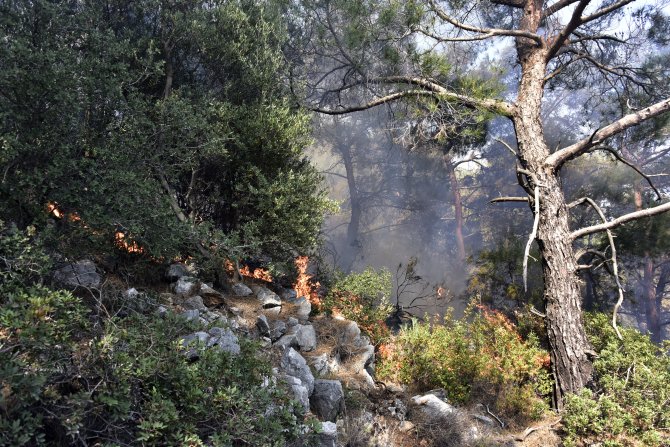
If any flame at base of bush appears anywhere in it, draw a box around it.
[293,256,321,307]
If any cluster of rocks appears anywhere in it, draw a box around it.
[164,263,341,447]
[54,260,504,446]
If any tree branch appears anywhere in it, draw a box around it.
[490,196,529,203]
[546,0,592,61]
[542,0,581,19]
[592,146,663,201]
[571,197,625,339]
[308,76,516,116]
[524,185,541,292]
[427,0,543,44]
[546,97,670,169]
[571,201,670,240]
[307,90,438,115]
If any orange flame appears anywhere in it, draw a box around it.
[239,265,273,282]
[114,231,144,254]
[47,202,62,219]
[294,256,321,306]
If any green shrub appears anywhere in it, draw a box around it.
[377,304,551,423]
[322,267,394,345]
[563,313,670,447]
[0,287,305,446]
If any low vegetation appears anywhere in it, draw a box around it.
[563,313,670,447]
[377,304,552,424]
[0,225,306,447]
[321,267,394,346]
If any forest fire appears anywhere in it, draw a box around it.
[114,231,144,254]
[48,202,144,254]
[47,202,81,222]
[239,264,273,282]
[294,256,321,306]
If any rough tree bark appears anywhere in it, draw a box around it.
[513,33,593,404]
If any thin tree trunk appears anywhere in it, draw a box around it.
[338,137,362,272]
[444,155,466,264]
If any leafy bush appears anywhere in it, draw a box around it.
[0,290,306,446]
[322,267,394,345]
[563,313,670,447]
[377,304,551,423]
[0,226,306,446]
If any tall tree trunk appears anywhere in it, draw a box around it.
[444,155,467,264]
[633,182,663,341]
[339,139,362,272]
[514,43,593,408]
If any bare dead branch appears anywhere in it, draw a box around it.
[571,197,625,339]
[571,201,670,239]
[524,185,541,292]
[490,196,529,203]
[546,97,670,169]
[494,137,518,155]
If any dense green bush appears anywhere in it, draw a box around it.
[0,0,331,267]
[377,304,551,423]
[322,267,394,345]
[563,313,670,447]
[0,226,306,446]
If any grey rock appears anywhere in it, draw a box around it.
[166,263,190,282]
[388,398,408,421]
[285,375,310,411]
[180,331,210,347]
[182,295,206,311]
[263,306,282,317]
[316,421,337,447]
[232,282,253,297]
[280,347,314,394]
[269,320,288,341]
[339,320,361,345]
[473,414,496,426]
[275,333,298,349]
[310,379,344,422]
[181,309,200,322]
[124,288,140,300]
[256,287,282,308]
[208,328,241,355]
[308,353,330,376]
[295,297,311,319]
[287,317,299,327]
[351,344,375,373]
[399,421,415,432]
[208,327,227,337]
[229,306,242,315]
[295,324,317,352]
[412,393,456,419]
[53,260,101,289]
[156,305,169,318]
[256,314,271,336]
[280,288,298,302]
[174,276,198,296]
[260,336,272,348]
